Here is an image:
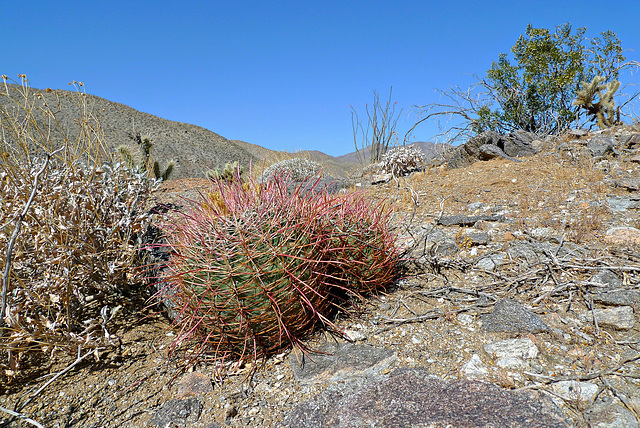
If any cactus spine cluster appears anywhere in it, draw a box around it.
[574,75,621,129]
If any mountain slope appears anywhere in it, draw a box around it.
[0,83,263,180]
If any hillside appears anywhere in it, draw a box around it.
[0,83,365,179]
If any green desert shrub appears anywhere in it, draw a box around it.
[152,170,400,371]
[417,24,635,143]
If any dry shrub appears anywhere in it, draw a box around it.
[0,75,156,378]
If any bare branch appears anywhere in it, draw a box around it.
[0,147,63,335]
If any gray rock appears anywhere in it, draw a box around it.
[581,306,636,330]
[447,130,538,169]
[594,290,640,306]
[483,338,539,360]
[479,299,549,333]
[508,240,586,265]
[592,269,623,289]
[283,368,571,428]
[468,231,490,245]
[503,129,539,157]
[461,354,489,379]
[467,201,485,212]
[568,129,589,137]
[290,342,396,385]
[587,136,618,157]
[437,214,506,226]
[149,398,203,427]
[476,253,506,271]
[478,144,522,162]
[551,381,599,405]
[590,270,640,306]
[607,196,640,212]
[448,131,502,169]
[496,356,529,370]
[404,227,458,258]
[616,178,640,191]
[586,399,640,428]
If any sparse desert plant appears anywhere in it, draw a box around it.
[574,75,621,129]
[0,75,156,378]
[206,161,244,183]
[261,158,322,182]
[377,145,426,176]
[152,170,399,370]
[413,24,637,144]
[351,87,403,165]
[117,132,174,181]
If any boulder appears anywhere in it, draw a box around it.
[448,130,539,169]
[283,368,571,427]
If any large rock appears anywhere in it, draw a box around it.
[283,368,571,427]
[587,136,618,157]
[448,130,539,169]
[479,298,549,333]
[290,342,396,385]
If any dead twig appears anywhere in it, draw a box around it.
[0,406,44,428]
[17,346,96,412]
[523,353,640,384]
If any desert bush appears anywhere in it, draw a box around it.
[261,158,322,182]
[152,171,399,370]
[0,75,156,377]
[414,24,637,144]
[378,145,426,176]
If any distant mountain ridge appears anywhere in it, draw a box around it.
[0,83,444,179]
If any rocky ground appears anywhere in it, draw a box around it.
[2,125,640,427]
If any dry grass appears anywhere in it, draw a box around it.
[376,138,638,249]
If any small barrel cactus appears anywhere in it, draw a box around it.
[152,170,399,369]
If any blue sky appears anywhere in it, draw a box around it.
[3,1,639,156]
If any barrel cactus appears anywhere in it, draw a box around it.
[153,171,399,368]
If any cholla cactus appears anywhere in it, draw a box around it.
[117,132,174,181]
[378,145,425,176]
[574,76,621,129]
[261,158,322,182]
[206,161,244,183]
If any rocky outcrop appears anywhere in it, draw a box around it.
[447,130,540,169]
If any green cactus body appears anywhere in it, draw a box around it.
[155,171,399,369]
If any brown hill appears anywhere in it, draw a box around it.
[0,83,358,180]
